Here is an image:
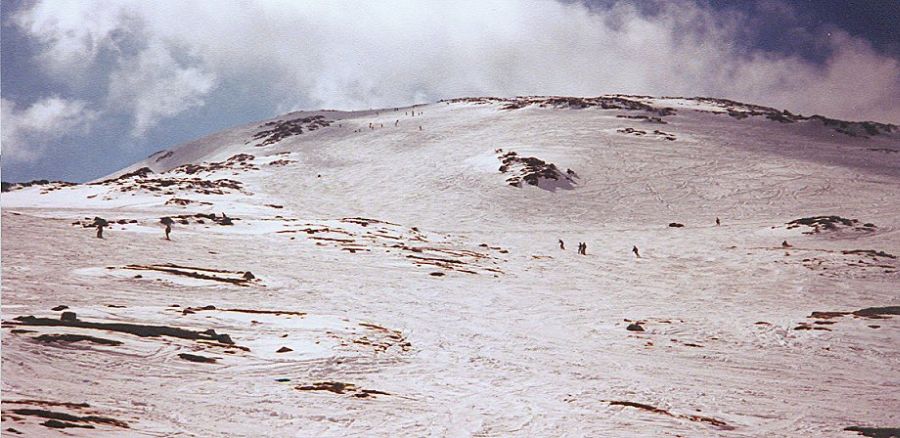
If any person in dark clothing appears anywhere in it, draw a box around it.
[161,217,174,240]
[632,245,640,258]
[559,239,565,250]
[93,217,108,239]
[716,217,721,226]
[580,242,587,255]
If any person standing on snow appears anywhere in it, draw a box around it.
[94,217,108,239]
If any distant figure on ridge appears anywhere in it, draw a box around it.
[559,239,565,250]
[632,245,640,258]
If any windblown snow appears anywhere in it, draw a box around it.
[2,95,899,437]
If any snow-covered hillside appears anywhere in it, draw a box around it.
[2,95,899,437]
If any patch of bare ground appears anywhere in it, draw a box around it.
[617,114,667,124]
[445,96,676,117]
[496,149,578,189]
[786,215,877,234]
[180,305,306,317]
[2,179,77,193]
[354,322,411,353]
[1,400,129,430]
[617,127,676,141]
[178,353,218,363]
[33,333,123,346]
[845,426,900,437]
[11,314,237,345]
[252,116,332,146]
[605,400,733,430]
[682,96,897,137]
[295,382,390,399]
[796,306,900,330]
[119,263,257,286]
[165,197,213,207]
[168,154,257,175]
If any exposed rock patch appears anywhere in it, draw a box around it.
[252,116,332,146]
[178,353,218,363]
[617,127,676,141]
[605,400,733,430]
[295,382,390,399]
[33,334,123,346]
[786,216,876,234]
[496,149,578,190]
[2,180,77,193]
[120,263,258,286]
[12,315,236,345]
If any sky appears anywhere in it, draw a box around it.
[2,0,899,183]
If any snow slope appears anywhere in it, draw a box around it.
[2,95,899,437]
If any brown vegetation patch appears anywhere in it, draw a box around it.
[33,334,123,346]
[606,400,733,430]
[253,116,332,146]
[122,263,257,286]
[13,315,236,345]
[295,382,390,399]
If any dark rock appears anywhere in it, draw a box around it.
[668,223,684,228]
[178,353,217,363]
[844,426,900,438]
[51,305,69,311]
[626,323,645,332]
[276,346,293,353]
[42,419,94,429]
[14,315,236,345]
[60,312,77,322]
[34,334,122,346]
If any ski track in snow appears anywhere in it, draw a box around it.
[2,96,899,437]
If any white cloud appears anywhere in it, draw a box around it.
[107,46,216,136]
[1,97,97,162]
[10,0,900,129]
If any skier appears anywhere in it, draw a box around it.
[632,245,640,258]
[395,120,399,127]
[580,242,587,255]
[716,217,721,226]
[559,239,565,250]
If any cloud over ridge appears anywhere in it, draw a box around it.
[4,0,900,167]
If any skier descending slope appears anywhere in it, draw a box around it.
[559,239,565,250]
[633,245,640,258]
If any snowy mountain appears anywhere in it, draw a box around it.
[2,95,899,437]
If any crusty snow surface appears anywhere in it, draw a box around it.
[2,96,899,437]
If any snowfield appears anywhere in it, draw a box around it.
[2,95,899,437]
